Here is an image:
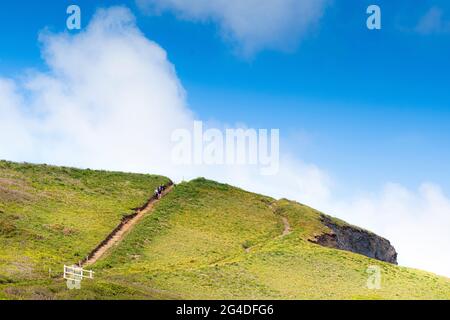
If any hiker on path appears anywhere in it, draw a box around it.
[158,186,163,199]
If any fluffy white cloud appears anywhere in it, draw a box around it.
[326,183,450,277]
[0,6,326,204]
[0,7,449,278]
[1,7,193,176]
[137,0,328,56]
[0,79,33,160]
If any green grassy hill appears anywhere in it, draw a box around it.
[0,160,169,299]
[0,161,449,300]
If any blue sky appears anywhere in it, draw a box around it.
[1,0,449,195]
[1,1,450,274]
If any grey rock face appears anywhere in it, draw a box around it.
[311,216,398,264]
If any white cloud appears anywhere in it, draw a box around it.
[326,183,450,277]
[1,7,193,176]
[137,0,328,56]
[0,6,326,204]
[0,6,449,278]
[0,79,32,159]
[415,7,450,35]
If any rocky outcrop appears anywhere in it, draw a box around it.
[311,216,398,264]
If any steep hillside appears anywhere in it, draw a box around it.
[0,162,449,300]
[0,160,170,294]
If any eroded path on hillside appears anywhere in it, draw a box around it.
[245,205,291,254]
[81,185,174,267]
[281,217,292,237]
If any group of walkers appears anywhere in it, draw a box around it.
[154,185,166,199]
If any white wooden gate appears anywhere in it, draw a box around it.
[64,265,94,289]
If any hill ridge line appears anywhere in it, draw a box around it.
[79,182,174,267]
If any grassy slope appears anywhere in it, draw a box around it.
[75,179,449,300]
[0,161,169,299]
[0,163,449,299]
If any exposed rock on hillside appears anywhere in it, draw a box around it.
[311,216,398,264]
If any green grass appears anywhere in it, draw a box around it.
[0,160,169,297]
[1,162,449,300]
